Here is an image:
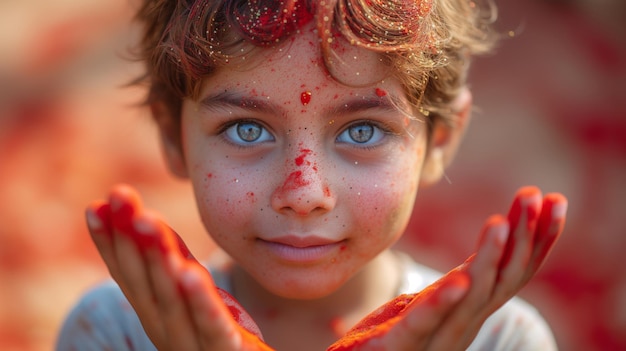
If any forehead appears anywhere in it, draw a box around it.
[202,25,393,94]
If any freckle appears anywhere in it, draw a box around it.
[300,91,312,105]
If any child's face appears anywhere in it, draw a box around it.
[173,28,436,299]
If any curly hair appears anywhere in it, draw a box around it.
[132,0,497,129]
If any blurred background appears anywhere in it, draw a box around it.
[0,0,624,350]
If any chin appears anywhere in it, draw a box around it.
[259,269,351,301]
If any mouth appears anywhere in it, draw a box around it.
[258,235,345,264]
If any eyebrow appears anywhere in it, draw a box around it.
[199,90,282,115]
[199,90,405,117]
[325,95,405,117]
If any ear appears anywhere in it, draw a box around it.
[420,88,472,187]
[151,101,189,178]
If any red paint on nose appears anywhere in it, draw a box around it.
[324,186,331,197]
[281,171,310,191]
[295,148,312,166]
[300,91,312,105]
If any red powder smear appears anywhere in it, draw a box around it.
[216,288,263,339]
[327,294,416,351]
[375,88,387,97]
[324,186,331,197]
[280,170,310,191]
[295,148,312,166]
[236,1,313,45]
[301,91,312,106]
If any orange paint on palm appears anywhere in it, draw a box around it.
[327,270,469,350]
[326,294,415,351]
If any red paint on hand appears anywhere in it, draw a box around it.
[327,294,416,350]
[500,186,542,269]
[327,270,469,350]
[216,288,263,339]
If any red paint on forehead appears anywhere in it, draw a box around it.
[300,91,312,106]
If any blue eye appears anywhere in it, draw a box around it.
[337,122,385,145]
[223,121,274,145]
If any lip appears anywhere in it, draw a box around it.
[259,236,345,263]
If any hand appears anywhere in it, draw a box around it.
[327,186,567,351]
[85,184,274,351]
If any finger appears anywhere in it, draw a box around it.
[467,215,509,301]
[86,201,120,277]
[496,186,542,297]
[425,216,509,350]
[134,213,200,351]
[525,193,567,279]
[385,270,470,350]
[108,185,165,342]
[179,264,246,350]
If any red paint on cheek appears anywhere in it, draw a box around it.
[246,192,256,203]
[300,91,312,105]
[375,88,387,97]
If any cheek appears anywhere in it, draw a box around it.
[191,165,264,235]
[348,163,420,237]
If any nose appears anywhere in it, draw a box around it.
[270,148,336,216]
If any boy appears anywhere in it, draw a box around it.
[57,0,568,350]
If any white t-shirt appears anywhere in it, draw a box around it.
[56,252,558,350]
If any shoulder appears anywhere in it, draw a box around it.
[396,252,558,351]
[55,280,156,351]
